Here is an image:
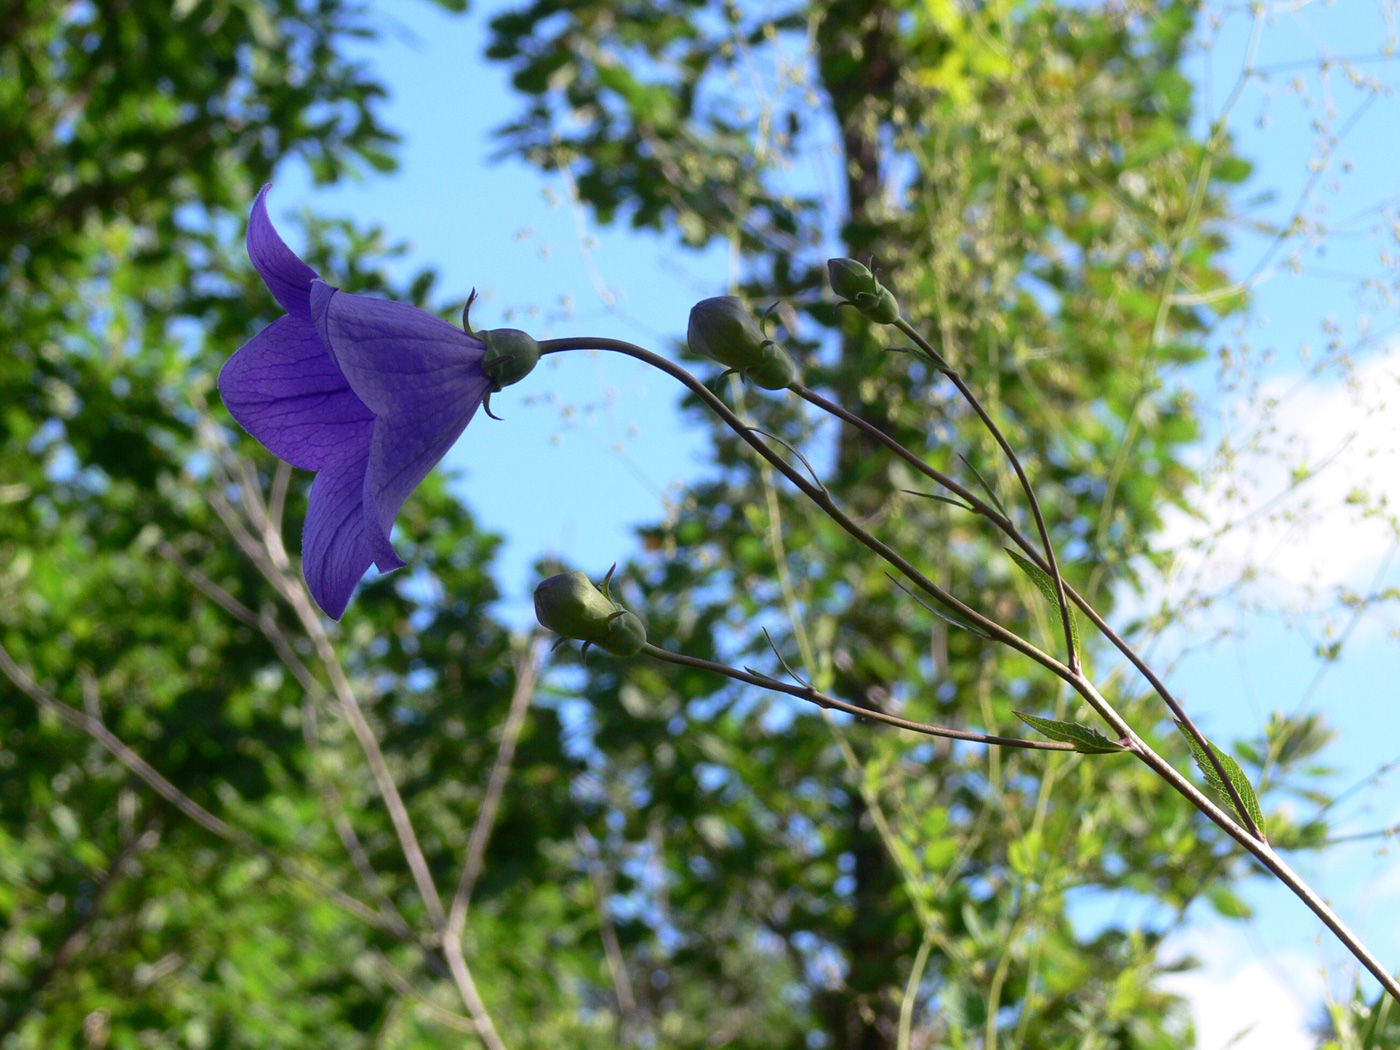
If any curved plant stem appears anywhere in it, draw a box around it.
[539,338,1058,676]
[541,334,1400,1003]
[639,643,1074,751]
[792,377,1266,843]
[892,318,1079,675]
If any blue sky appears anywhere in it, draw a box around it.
[269,1,1400,1042]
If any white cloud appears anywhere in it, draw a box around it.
[1160,924,1323,1050]
[1147,351,1400,625]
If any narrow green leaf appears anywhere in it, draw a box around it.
[958,452,1007,515]
[902,488,973,512]
[1175,723,1266,834]
[885,573,994,639]
[1005,548,1081,652]
[1015,712,1126,754]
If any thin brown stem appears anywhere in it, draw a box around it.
[200,420,451,931]
[446,637,544,937]
[892,317,1079,675]
[283,572,450,931]
[793,378,1266,842]
[302,699,417,944]
[198,422,517,1037]
[641,644,1073,751]
[575,827,638,1021]
[436,639,543,1050]
[371,951,479,1034]
[441,939,509,1050]
[160,535,422,948]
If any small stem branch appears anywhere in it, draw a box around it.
[575,827,638,1021]
[200,417,452,930]
[640,644,1072,751]
[438,639,543,1050]
[892,318,1079,674]
[795,374,1265,841]
[302,699,417,945]
[283,580,450,930]
[440,939,509,1050]
[538,338,1060,681]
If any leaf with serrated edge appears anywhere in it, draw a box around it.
[1015,712,1125,754]
[1176,724,1266,834]
[1005,548,1080,651]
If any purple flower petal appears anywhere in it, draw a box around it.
[302,450,379,620]
[310,281,492,561]
[309,281,487,416]
[248,184,319,319]
[222,189,499,620]
[362,381,491,563]
[217,313,375,471]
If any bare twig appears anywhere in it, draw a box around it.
[197,420,517,1040]
[0,642,389,932]
[198,419,450,933]
[575,826,638,1020]
[446,636,545,933]
[437,639,545,1050]
[371,951,479,1034]
[155,538,320,696]
[302,699,416,943]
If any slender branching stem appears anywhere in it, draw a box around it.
[539,338,1059,675]
[541,335,1400,1003]
[795,370,1267,843]
[446,638,543,937]
[0,642,391,932]
[892,317,1080,675]
[640,643,1075,751]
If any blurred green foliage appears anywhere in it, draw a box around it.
[0,2,594,1048]
[0,1,1345,1048]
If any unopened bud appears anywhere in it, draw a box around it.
[686,296,799,390]
[534,569,646,657]
[480,328,542,390]
[827,258,900,324]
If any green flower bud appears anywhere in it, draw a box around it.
[480,328,542,391]
[686,296,799,390]
[534,569,647,657]
[827,258,901,325]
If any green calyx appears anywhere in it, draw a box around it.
[686,296,799,390]
[461,287,542,397]
[479,328,542,390]
[827,258,901,325]
[533,567,647,657]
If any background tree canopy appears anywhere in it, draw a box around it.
[0,1,1382,1048]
